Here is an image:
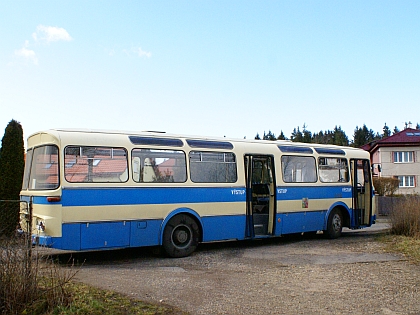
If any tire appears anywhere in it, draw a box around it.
[325,209,343,239]
[162,214,200,258]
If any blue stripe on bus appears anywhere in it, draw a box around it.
[26,185,353,206]
[60,187,247,207]
[277,186,352,200]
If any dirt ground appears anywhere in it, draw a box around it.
[58,222,419,315]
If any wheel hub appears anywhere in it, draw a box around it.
[171,224,192,248]
[175,229,188,243]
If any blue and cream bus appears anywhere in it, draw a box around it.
[20,129,375,257]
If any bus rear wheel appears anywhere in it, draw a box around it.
[325,209,343,239]
[162,214,200,258]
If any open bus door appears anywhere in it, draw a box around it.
[350,159,373,226]
[245,155,276,237]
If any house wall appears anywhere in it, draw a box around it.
[371,150,381,177]
[378,146,420,194]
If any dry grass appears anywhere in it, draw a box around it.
[0,238,76,315]
[379,234,420,264]
[389,195,420,238]
[378,196,420,265]
[0,240,182,315]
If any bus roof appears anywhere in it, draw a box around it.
[27,128,367,157]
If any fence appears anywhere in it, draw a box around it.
[0,199,32,245]
[377,195,420,216]
[0,199,35,314]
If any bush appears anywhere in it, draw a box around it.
[389,196,420,238]
[0,238,76,315]
[373,177,399,196]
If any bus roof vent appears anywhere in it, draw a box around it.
[129,136,184,147]
[278,145,313,154]
[187,139,233,150]
[314,148,346,155]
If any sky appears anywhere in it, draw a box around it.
[1,1,420,144]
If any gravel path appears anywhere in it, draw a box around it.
[68,224,419,315]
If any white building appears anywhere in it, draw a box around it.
[362,128,420,195]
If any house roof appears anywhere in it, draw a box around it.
[361,128,420,153]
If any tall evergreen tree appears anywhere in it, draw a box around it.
[290,127,303,142]
[311,131,324,144]
[302,124,312,143]
[0,120,25,236]
[416,123,420,130]
[382,123,391,138]
[393,126,400,135]
[263,130,276,141]
[277,130,287,140]
[353,124,375,147]
[332,126,349,146]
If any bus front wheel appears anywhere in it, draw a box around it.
[162,214,200,258]
[325,209,343,239]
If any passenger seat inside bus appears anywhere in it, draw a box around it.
[252,183,270,213]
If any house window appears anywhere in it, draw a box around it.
[393,151,413,163]
[397,176,415,187]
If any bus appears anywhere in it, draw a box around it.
[20,129,376,257]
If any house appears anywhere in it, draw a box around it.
[361,128,420,194]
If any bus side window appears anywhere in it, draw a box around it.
[318,158,349,183]
[281,155,317,183]
[65,146,128,183]
[189,151,237,183]
[131,149,187,183]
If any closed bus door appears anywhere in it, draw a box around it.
[245,155,276,237]
[351,159,373,226]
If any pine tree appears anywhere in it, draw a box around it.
[382,123,391,138]
[353,124,375,147]
[332,126,349,146]
[302,124,312,143]
[263,130,276,141]
[277,131,286,140]
[0,120,25,236]
[290,127,303,142]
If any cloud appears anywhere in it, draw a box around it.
[123,47,152,58]
[135,47,152,58]
[32,25,72,43]
[14,40,38,65]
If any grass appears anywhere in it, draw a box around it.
[0,239,184,315]
[378,234,420,264]
[49,282,186,315]
[388,195,420,238]
[378,195,420,264]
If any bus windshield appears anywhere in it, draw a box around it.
[22,145,59,190]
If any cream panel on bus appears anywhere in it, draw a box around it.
[31,204,62,237]
[276,198,352,213]
[61,201,245,223]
